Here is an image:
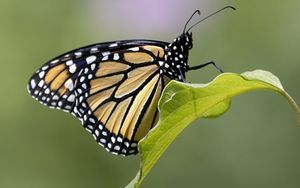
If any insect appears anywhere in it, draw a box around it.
[27,6,235,156]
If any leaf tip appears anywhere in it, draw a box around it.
[241,69,284,90]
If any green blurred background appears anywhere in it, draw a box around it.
[1,0,300,187]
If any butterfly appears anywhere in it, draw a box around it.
[27,6,235,156]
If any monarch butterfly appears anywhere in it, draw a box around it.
[27,6,235,156]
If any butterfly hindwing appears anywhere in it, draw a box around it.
[75,45,170,155]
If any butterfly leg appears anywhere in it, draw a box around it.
[178,68,186,82]
[187,61,224,73]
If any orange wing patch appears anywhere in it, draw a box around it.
[124,52,153,64]
[94,101,116,124]
[105,97,132,134]
[95,61,130,77]
[115,64,158,98]
[120,74,160,141]
[50,70,69,94]
[87,87,115,111]
[133,76,163,141]
[90,74,123,94]
[142,45,165,58]
[45,63,66,84]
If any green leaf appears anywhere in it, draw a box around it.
[125,70,300,188]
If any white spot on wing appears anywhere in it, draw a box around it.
[111,137,116,143]
[102,56,108,61]
[53,95,59,100]
[44,88,50,94]
[69,64,77,74]
[91,63,96,71]
[86,56,96,64]
[124,142,129,147]
[64,78,74,91]
[114,145,120,151]
[113,54,119,60]
[66,60,73,66]
[89,118,95,124]
[117,137,122,142]
[39,71,45,78]
[102,51,110,56]
[38,80,44,87]
[102,131,107,136]
[75,52,82,57]
[42,66,48,71]
[90,47,98,52]
[67,94,75,102]
[50,59,59,64]
[109,43,118,47]
[95,130,99,136]
[30,80,36,89]
[130,47,139,51]
[85,127,92,133]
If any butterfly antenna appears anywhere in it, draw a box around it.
[183,10,201,33]
[187,6,236,32]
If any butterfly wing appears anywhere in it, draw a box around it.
[28,40,171,155]
[27,40,166,114]
[75,45,172,155]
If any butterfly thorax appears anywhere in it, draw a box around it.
[160,32,193,81]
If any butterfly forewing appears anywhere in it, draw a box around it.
[28,55,82,115]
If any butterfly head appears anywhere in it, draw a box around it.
[178,32,193,49]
